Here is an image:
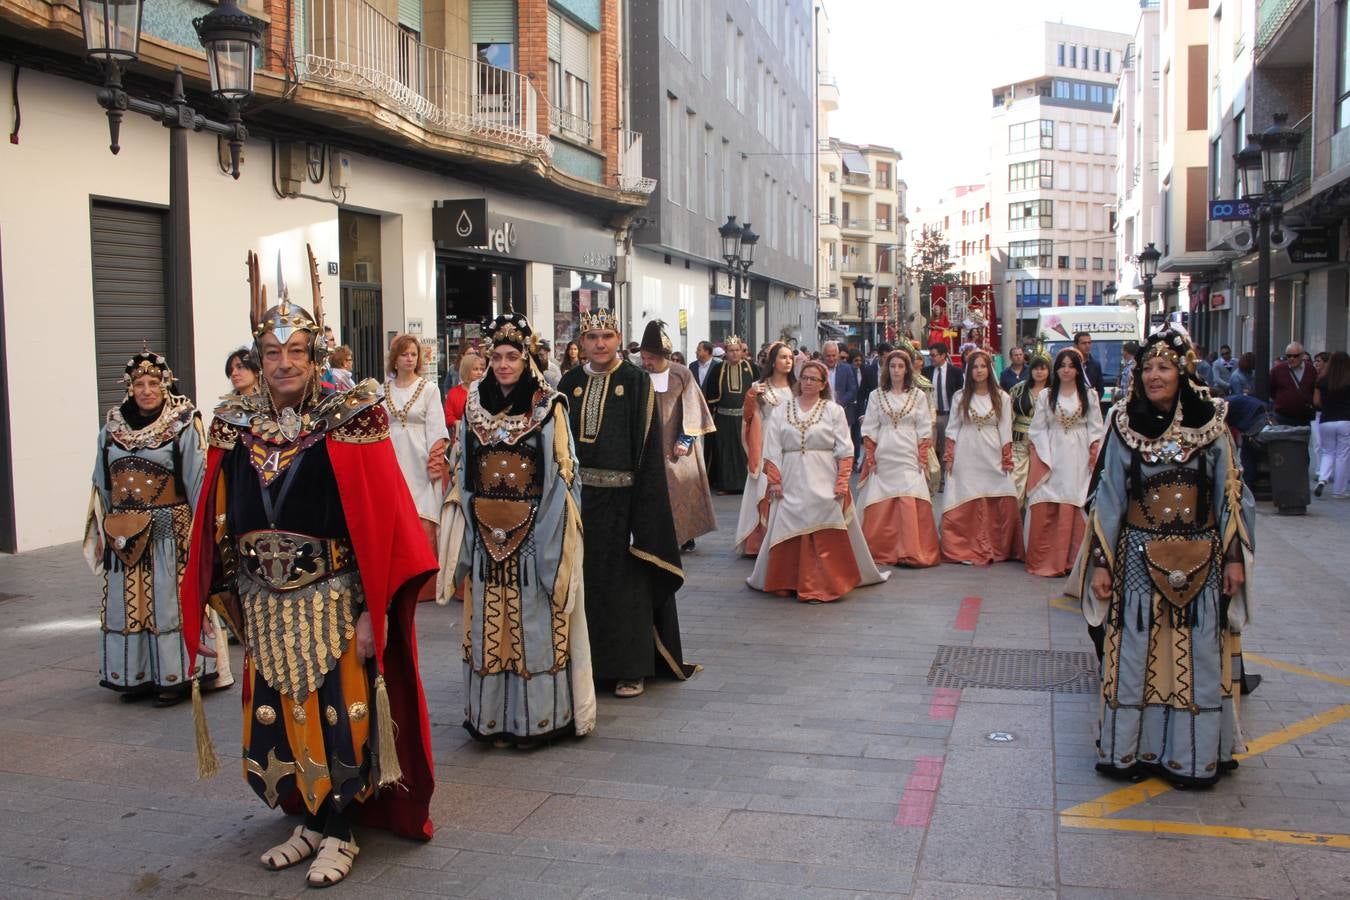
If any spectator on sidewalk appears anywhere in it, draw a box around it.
[1315,351,1350,499]
[999,346,1029,391]
[1270,341,1317,425]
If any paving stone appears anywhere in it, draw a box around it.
[936,747,1054,810]
[918,805,1056,888]
[1057,831,1294,898]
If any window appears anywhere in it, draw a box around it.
[1057,122,1071,151]
[1210,137,1223,199]
[1076,257,1087,270]
[1055,80,1071,99]
[876,161,892,189]
[1058,255,1070,269]
[1339,0,1350,129]
[1010,239,1054,268]
[1092,280,1104,305]
[1232,110,1245,197]
[877,245,891,273]
[725,18,736,102]
[1104,51,1112,73]
[1073,82,1088,102]
[1074,164,1088,191]
[1058,279,1071,305]
[1069,45,1077,67]
[548,12,594,142]
[686,111,697,210]
[1074,281,1088,306]
[1090,85,1104,105]
[720,138,730,212]
[1074,124,1089,152]
[665,96,681,205]
[875,202,892,230]
[1009,120,1053,152]
[1092,257,1104,270]
[1093,48,1101,71]
[1009,160,1053,191]
[1092,126,1106,154]
[702,1,713,78]
[1016,279,1053,307]
[1058,43,1066,66]
[1009,200,1053,230]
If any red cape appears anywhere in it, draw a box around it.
[181,419,438,840]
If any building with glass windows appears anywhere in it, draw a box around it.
[989,22,1131,344]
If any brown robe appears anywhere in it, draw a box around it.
[654,363,717,545]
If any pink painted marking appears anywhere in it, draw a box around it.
[953,596,982,631]
[927,687,962,720]
[894,755,946,827]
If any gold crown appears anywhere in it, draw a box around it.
[579,308,620,334]
[724,334,745,349]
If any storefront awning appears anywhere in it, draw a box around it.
[818,320,848,338]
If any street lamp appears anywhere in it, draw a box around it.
[79,0,264,392]
[1102,282,1118,306]
[1137,242,1161,312]
[1232,112,1304,399]
[854,275,873,355]
[717,215,758,343]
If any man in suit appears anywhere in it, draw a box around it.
[855,342,892,469]
[923,342,964,492]
[821,341,860,454]
[1270,340,1317,425]
[999,346,1029,391]
[688,340,716,389]
[1074,332,1105,401]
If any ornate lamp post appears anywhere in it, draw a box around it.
[853,274,873,355]
[1102,282,1117,306]
[1234,113,1304,399]
[79,0,265,391]
[718,215,758,344]
[1137,242,1161,314]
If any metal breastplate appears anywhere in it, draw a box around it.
[238,568,362,703]
[1126,469,1215,534]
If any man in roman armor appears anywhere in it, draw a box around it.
[180,247,437,887]
[556,310,697,699]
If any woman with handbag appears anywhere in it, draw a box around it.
[857,349,940,567]
[83,349,220,705]
[1065,326,1254,789]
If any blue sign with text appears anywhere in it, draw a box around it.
[1208,200,1254,221]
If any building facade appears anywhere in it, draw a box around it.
[627,0,815,357]
[0,0,654,551]
[1113,5,1163,309]
[990,22,1131,343]
[915,183,995,286]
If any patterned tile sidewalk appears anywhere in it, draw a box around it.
[1,494,1349,898]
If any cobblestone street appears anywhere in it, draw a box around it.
[2,495,1350,898]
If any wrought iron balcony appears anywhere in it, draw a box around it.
[300,0,549,156]
[618,130,656,194]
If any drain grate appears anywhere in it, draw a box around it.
[927,645,1098,694]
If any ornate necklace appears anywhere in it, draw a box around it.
[760,380,789,409]
[878,388,918,427]
[385,378,427,428]
[966,392,998,430]
[1053,392,1084,432]
[785,397,827,450]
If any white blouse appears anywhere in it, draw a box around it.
[383,377,450,522]
[944,389,1017,511]
[1027,387,1105,507]
[858,387,934,508]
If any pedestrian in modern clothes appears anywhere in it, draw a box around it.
[1314,351,1350,499]
[923,342,963,492]
[1073,332,1105,401]
[1269,341,1317,425]
[1228,352,1256,397]
[821,340,860,458]
[999,346,1029,391]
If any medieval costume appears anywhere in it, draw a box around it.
[382,369,449,601]
[734,380,794,557]
[438,314,596,745]
[84,350,220,702]
[747,376,889,602]
[179,247,437,887]
[1008,356,1050,507]
[556,309,696,694]
[1064,327,1254,789]
[1025,373,1104,577]
[899,339,943,496]
[858,384,941,568]
[940,379,1024,565]
[639,321,717,549]
[705,339,756,493]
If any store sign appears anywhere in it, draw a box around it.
[1289,227,1337,264]
[1208,199,1254,222]
[434,199,617,271]
[1210,290,1230,311]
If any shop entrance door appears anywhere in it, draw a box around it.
[435,257,524,380]
[340,283,383,381]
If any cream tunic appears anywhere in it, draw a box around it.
[858,387,934,509]
[943,390,1017,511]
[1026,388,1105,508]
[734,382,794,551]
[384,377,450,522]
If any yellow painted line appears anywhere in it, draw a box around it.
[1061,815,1350,849]
[1244,653,1350,689]
[1059,778,1171,818]
[1048,596,1078,614]
[1237,703,1350,759]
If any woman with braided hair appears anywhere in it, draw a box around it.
[1024,348,1104,577]
[1064,326,1254,789]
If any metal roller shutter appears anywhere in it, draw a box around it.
[561,17,590,82]
[90,202,168,422]
[470,0,515,45]
[398,0,421,31]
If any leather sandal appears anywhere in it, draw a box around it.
[614,679,644,698]
[259,825,322,871]
[306,835,359,888]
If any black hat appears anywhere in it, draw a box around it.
[639,320,672,357]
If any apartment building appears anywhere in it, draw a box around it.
[0,0,655,551]
[1114,4,1163,307]
[990,22,1131,343]
[628,0,815,355]
[1198,0,1345,360]
[818,140,906,350]
[916,183,996,286]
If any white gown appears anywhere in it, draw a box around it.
[735,382,795,553]
[858,387,934,508]
[383,377,450,523]
[1026,388,1105,508]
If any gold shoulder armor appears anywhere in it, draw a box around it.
[212,391,257,427]
[208,416,240,450]
[326,380,389,443]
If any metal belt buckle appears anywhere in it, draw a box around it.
[239,530,329,591]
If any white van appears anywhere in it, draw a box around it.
[1035,307,1143,405]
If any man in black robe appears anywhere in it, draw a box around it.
[557,310,697,698]
[704,336,756,494]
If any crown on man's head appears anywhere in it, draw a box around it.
[724,334,745,349]
[579,308,620,334]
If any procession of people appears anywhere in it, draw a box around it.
[77,246,1278,887]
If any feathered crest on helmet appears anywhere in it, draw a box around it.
[247,245,327,363]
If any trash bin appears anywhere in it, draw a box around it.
[1252,425,1312,515]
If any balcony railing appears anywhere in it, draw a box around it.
[843,172,871,188]
[548,103,593,145]
[618,130,656,194]
[841,260,871,274]
[1287,113,1312,197]
[1257,0,1303,53]
[840,218,869,230]
[301,0,549,156]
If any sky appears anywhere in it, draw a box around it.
[826,0,1143,215]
